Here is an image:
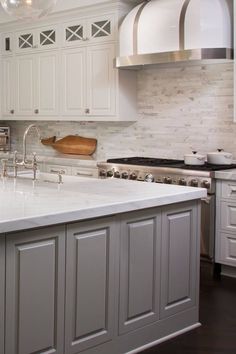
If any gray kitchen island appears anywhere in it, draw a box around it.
[0,175,206,354]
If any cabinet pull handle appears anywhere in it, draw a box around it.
[34,109,39,114]
[50,169,66,174]
[230,186,236,193]
[76,172,93,177]
[10,109,14,114]
[85,108,90,114]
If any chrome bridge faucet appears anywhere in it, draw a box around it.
[1,124,41,181]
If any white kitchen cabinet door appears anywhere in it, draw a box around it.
[15,54,36,116]
[86,44,116,117]
[2,57,15,117]
[87,15,115,43]
[15,30,36,53]
[35,52,59,116]
[61,47,86,116]
[63,20,87,47]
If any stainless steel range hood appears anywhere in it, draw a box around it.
[116,0,233,69]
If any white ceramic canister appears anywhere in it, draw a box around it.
[207,149,233,165]
[184,151,206,165]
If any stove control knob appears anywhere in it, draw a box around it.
[164,177,172,184]
[179,178,187,186]
[144,174,155,183]
[191,179,199,187]
[106,170,114,178]
[99,169,106,178]
[130,172,137,180]
[121,172,129,179]
[114,171,121,178]
[202,180,210,189]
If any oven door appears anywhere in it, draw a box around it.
[201,195,215,261]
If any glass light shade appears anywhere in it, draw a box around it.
[0,0,58,20]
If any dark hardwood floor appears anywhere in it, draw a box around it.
[141,262,236,354]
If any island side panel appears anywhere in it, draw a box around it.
[5,225,66,354]
[119,209,161,334]
[0,236,5,354]
[160,201,200,319]
[65,217,119,354]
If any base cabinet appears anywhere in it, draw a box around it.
[119,210,161,334]
[160,203,199,318]
[0,201,200,354]
[5,226,66,354]
[216,180,236,266]
[0,236,5,354]
[65,218,119,353]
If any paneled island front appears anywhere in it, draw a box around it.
[0,175,206,354]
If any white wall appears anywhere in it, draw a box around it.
[3,62,235,161]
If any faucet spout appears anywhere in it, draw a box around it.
[23,124,41,164]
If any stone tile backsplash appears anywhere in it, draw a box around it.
[1,63,235,161]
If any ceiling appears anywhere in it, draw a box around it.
[0,0,140,24]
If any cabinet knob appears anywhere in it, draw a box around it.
[10,109,14,114]
[34,109,39,114]
[85,108,90,114]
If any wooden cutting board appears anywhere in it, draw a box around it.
[41,135,97,155]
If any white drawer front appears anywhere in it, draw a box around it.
[221,181,236,199]
[221,201,236,232]
[45,164,72,175]
[219,232,236,266]
[71,167,98,178]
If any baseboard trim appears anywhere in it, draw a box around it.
[125,322,202,354]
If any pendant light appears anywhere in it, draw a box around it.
[0,0,58,21]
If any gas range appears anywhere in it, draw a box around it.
[98,157,236,194]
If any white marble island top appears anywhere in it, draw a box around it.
[0,175,206,233]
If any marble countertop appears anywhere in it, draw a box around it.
[215,169,236,181]
[0,174,206,234]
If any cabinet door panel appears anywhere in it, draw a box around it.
[61,48,86,116]
[36,52,59,116]
[2,57,15,117]
[119,210,161,334]
[221,201,236,232]
[87,15,115,43]
[219,232,236,266]
[5,226,65,354]
[65,218,118,353]
[160,202,199,318]
[0,236,5,354]
[15,55,35,116]
[87,44,116,116]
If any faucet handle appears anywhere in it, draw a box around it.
[13,150,18,163]
[32,152,37,164]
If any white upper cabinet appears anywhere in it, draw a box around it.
[36,52,59,116]
[0,3,137,121]
[15,52,59,117]
[61,47,86,116]
[15,26,58,53]
[86,44,116,116]
[87,15,114,43]
[15,54,35,116]
[63,15,114,47]
[2,57,15,117]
